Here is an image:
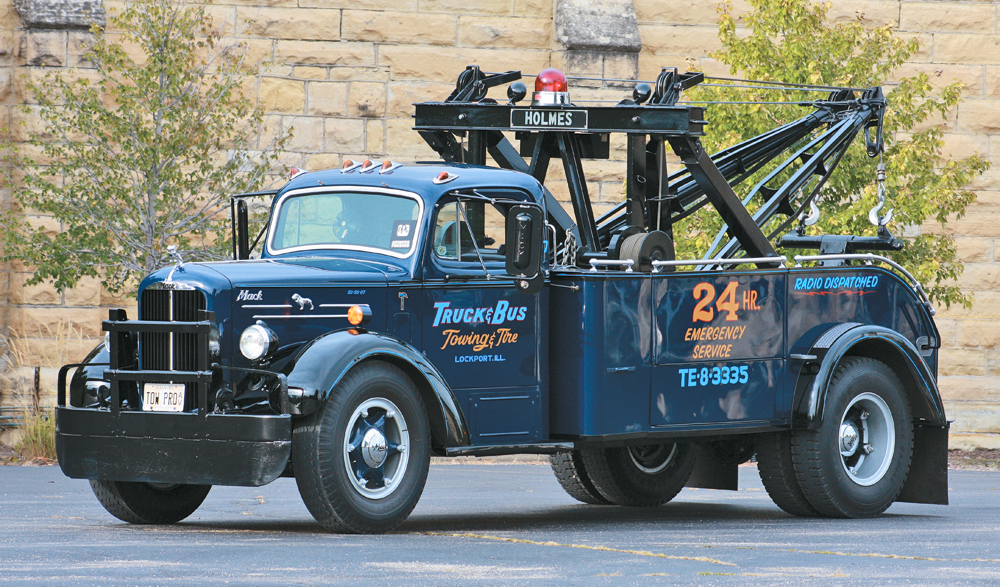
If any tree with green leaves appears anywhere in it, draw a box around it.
[1,0,290,294]
[679,0,989,308]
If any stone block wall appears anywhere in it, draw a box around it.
[0,0,998,448]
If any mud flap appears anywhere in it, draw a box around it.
[896,422,949,505]
[685,444,738,491]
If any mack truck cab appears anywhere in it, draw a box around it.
[57,67,949,533]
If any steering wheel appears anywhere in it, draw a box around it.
[332,210,360,241]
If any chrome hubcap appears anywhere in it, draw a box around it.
[343,398,409,499]
[361,428,389,468]
[839,392,894,486]
[840,422,860,455]
[627,443,679,474]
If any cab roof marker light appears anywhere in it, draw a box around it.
[360,159,377,173]
[341,159,362,173]
[433,171,459,185]
[289,167,309,179]
[532,68,570,106]
[379,160,401,175]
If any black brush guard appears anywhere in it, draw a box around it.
[55,310,292,487]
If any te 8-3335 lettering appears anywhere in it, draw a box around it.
[679,365,749,388]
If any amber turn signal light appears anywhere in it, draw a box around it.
[347,305,371,326]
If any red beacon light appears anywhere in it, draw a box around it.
[532,68,570,106]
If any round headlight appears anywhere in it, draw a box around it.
[240,323,277,361]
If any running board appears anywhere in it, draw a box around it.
[444,442,574,457]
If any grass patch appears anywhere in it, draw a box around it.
[12,408,57,463]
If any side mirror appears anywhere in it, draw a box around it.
[504,204,544,293]
[236,199,250,260]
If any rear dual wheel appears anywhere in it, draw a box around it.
[551,443,695,506]
[757,357,913,518]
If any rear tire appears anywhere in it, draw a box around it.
[549,451,610,505]
[756,432,819,516]
[792,357,913,518]
[580,443,695,506]
[293,361,431,533]
[89,480,210,524]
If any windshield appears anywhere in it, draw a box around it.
[267,188,423,257]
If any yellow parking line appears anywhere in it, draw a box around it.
[416,532,736,566]
[785,549,1000,563]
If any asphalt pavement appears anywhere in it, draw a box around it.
[1,462,998,586]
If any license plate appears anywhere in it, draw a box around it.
[142,383,185,412]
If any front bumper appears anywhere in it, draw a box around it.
[56,408,291,486]
[56,312,292,487]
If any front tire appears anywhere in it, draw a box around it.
[792,357,913,518]
[89,480,211,524]
[579,443,695,506]
[293,361,431,533]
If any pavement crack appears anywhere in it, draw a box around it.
[414,532,736,566]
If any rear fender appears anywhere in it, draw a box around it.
[791,324,945,429]
[791,323,948,505]
[285,329,469,449]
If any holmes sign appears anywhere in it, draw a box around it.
[510,108,588,130]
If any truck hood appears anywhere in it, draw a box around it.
[198,257,392,287]
[141,257,393,292]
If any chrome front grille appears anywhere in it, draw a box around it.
[139,288,207,410]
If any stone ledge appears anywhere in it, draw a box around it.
[555,0,640,53]
[14,0,105,30]
[950,433,1000,451]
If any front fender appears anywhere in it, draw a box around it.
[792,324,946,429]
[285,328,469,448]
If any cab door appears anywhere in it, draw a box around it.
[421,194,545,444]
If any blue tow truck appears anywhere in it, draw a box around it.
[56,66,948,533]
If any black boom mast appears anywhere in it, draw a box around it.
[414,65,888,269]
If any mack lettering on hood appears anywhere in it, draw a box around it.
[237,290,264,302]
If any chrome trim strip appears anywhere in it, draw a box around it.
[650,256,787,272]
[252,314,349,320]
[318,303,357,308]
[241,304,293,309]
[147,281,196,291]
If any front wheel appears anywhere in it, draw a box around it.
[579,443,695,506]
[89,480,211,524]
[293,361,431,533]
[793,357,913,518]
